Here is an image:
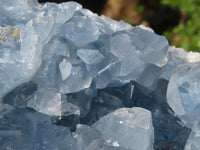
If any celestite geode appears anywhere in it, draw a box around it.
[0,0,200,150]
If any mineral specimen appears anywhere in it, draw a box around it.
[0,0,200,149]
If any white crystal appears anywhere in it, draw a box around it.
[59,59,72,81]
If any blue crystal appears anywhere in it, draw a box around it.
[0,0,200,149]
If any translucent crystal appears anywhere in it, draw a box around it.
[77,49,105,65]
[136,64,161,90]
[73,124,102,150]
[184,121,200,150]
[1,0,199,149]
[27,88,62,116]
[167,63,200,128]
[95,15,132,34]
[58,59,92,94]
[73,107,153,150]
[0,22,41,99]
[0,0,38,26]
[92,107,154,150]
[32,37,71,88]
[60,14,100,47]
[160,46,200,80]
[110,33,144,77]
[40,2,82,24]
[130,28,168,67]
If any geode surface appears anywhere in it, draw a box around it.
[0,0,200,150]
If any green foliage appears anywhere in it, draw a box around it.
[161,0,200,52]
[136,5,144,13]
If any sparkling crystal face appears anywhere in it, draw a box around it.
[0,0,199,149]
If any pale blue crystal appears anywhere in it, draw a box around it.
[60,14,100,47]
[184,121,200,150]
[1,0,199,149]
[167,63,200,128]
[110,33,145,77]
[77,49,105,65]
[0,22,41,99]
[73,107,154,150]
[27,88,62,116]
[92,107,154,150]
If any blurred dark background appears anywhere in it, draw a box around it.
[39,0,200,52]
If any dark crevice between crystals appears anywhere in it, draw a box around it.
[129,82,191,150]
[51,114,80,132]
[77,81,191,150]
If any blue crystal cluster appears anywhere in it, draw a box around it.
[0,0,200,150]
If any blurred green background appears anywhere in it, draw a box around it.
[161,0,200,52]
[39,0,200,52]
